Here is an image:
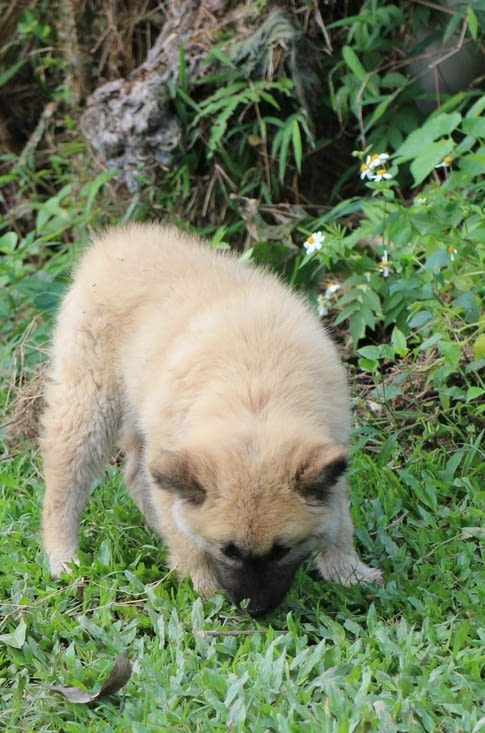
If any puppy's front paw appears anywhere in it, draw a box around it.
[353,563,383,586]
[191,570,219,599]
[315,551,383,587]
[168,547,219,598]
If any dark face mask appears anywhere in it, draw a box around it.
[212,546,305,617]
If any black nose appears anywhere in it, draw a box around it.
[246,602,277,618]
[232,594,280,618]
[217,559,300,618]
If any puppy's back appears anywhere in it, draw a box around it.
[54,223,349,445]
[70,223,250,315]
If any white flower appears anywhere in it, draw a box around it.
[360,155,377,180]
[303,230,325,255]
[376,250,391,277]
[370,166,393,182]
[360,152,390,180]
[448,245,457,261]
[435,155,453,169]
[317,294,328,317]
[324,282,341,298]
[317,282,341,317]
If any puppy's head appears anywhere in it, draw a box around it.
[149,429,347,617]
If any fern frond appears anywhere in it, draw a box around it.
[193,80,292,156]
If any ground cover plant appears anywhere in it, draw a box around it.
[1,2,484,731]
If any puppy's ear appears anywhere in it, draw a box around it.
[149,449,206,504]
[295,444,347,505]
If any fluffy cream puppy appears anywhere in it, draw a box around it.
[41,223,381,616]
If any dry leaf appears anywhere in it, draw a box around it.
[47,652,132,704]
[0,618,27,649]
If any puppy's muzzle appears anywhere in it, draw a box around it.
[215,558,301,617]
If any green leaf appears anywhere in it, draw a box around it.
[467,96,485,118]
[398,470,438,511]
[461,117,485,138]
[443,451,464,480]
[0,59,26,89]
[438,340,461,366]
[472,334,485,360]
[81,169,119,214]
[357,345,382,361]
[342,46,367,81]
[274,124,292,183]
[368,95,394,126]
[391,327,408,356]
[418,333,444,352]
[410,140,455,186]
[408,310,433,330]
[395,130,430,162]
[207,47,237,70]
[466,386,484,402]
[429,111,462,138]
[338,288,364,306]
[348,311,367,344]
[460,150,485,176]
[461,526,485,540]
[443,11,464,43]
[260,91,281,110]
[466,7,478,41]
[362,288,382,315]
[0,231,18,254]
[396,113,461,162]
[178,45,188,93]
[425,247,450,273]
[452,621,471,655]
[291,118,302,174]
[175,87,200,113]
[358,358,378,371]
[334,301,361,324]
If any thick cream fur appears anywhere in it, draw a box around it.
[40,222,381,594]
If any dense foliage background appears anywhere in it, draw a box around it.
[1,2,484,731]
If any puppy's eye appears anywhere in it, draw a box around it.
[270,543,291,562]
[221,543,243,561]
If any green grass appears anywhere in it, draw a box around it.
[1,5,484,728]
[1,411,484,732]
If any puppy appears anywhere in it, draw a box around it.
[40,223,381,616]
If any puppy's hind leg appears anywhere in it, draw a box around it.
[40,374,120,578]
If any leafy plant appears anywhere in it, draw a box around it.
[326,0,484,152]
[0,154,144,376]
